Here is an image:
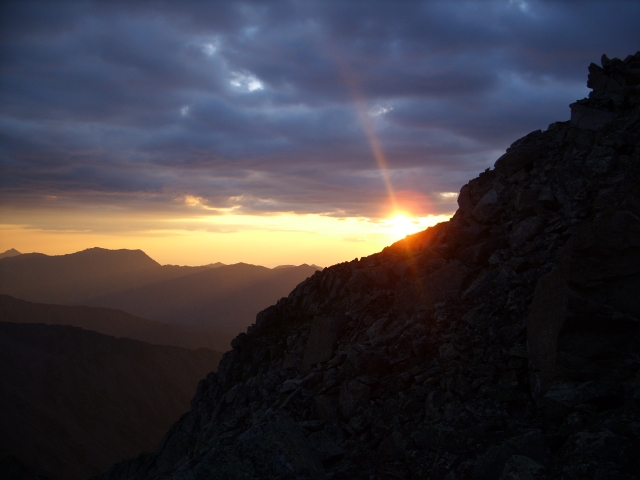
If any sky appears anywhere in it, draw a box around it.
[1,1,639,267]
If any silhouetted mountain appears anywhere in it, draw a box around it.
[0,294,225,352]
[0,249,320,350]
[0,248,21,259]
[86,263,321,351]
[0,322,220,480]
[99,53,640,479]
[0,247,214,305]
[275,263,324,270]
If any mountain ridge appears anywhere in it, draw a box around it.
[0,294,225,352]
[98,52,640,480]
[0,250,321,350]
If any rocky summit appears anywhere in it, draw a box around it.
[100,53,640,480]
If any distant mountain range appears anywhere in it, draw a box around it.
[0,248,213,305]
[0,321,221,479]
[0,246,320,477]
[0,294,221,351]
[0,247,321,351]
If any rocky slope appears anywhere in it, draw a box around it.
[0,322,221,480]
[100,53,640,480]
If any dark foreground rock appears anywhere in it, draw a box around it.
[99,53,640,479]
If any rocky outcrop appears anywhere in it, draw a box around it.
[100,53,640,480]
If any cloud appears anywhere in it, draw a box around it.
[229,70,264,92]
[1,0,639,224]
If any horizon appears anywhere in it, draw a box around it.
[0,245,326,270]
[1,1,639,267]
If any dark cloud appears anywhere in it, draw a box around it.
[1,0,639,221]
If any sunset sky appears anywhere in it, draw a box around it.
[1,1,639,267]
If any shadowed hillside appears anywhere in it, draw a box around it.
[0,322,221,480]
[86,263,321,351]
[0,294,225,352]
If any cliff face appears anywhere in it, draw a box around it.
[100,53,640,480]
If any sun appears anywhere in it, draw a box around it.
[384,213,419,239]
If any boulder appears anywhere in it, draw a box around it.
[472,189,502,223]
[510,216,545,250]
[339,379,371,418]
[473,431,549,480]
[301,316,348,371]
[419,260,470,307]
[569,103,616,130]
[527,254,570,399]
[499,455,545,480]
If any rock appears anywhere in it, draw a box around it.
[377,430,408,462]
[472,189,501,223]
[301,316,347,371]
[494,132,545,176]
[279,378,300,393]
[420,260,470,307]
[439,343,458,360]
[202,414,326,480]
[314,395,339,423]
[230,332,248,349]
[585,146,618,174]
[538,188,557,210]
[510,216,545,250]
[569,103,616,130]
[307,430,345,464]
[339,379,371,418]
[366,316,390,341]
[500,455,545,480]
[473,431,550,480]
[527,248,571,398]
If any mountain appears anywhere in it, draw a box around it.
[0,294,225,352]
[275,264,324,270]
[83,263,321,351]
[99,53,640,479]
[0,247,214,305]
[0,322,221,480]
[0,248,21,259]
[0,249,320,350]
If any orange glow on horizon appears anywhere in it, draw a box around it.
[0,209,453,268]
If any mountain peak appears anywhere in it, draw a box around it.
[274,264,323,270]
[0,248,21,259]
